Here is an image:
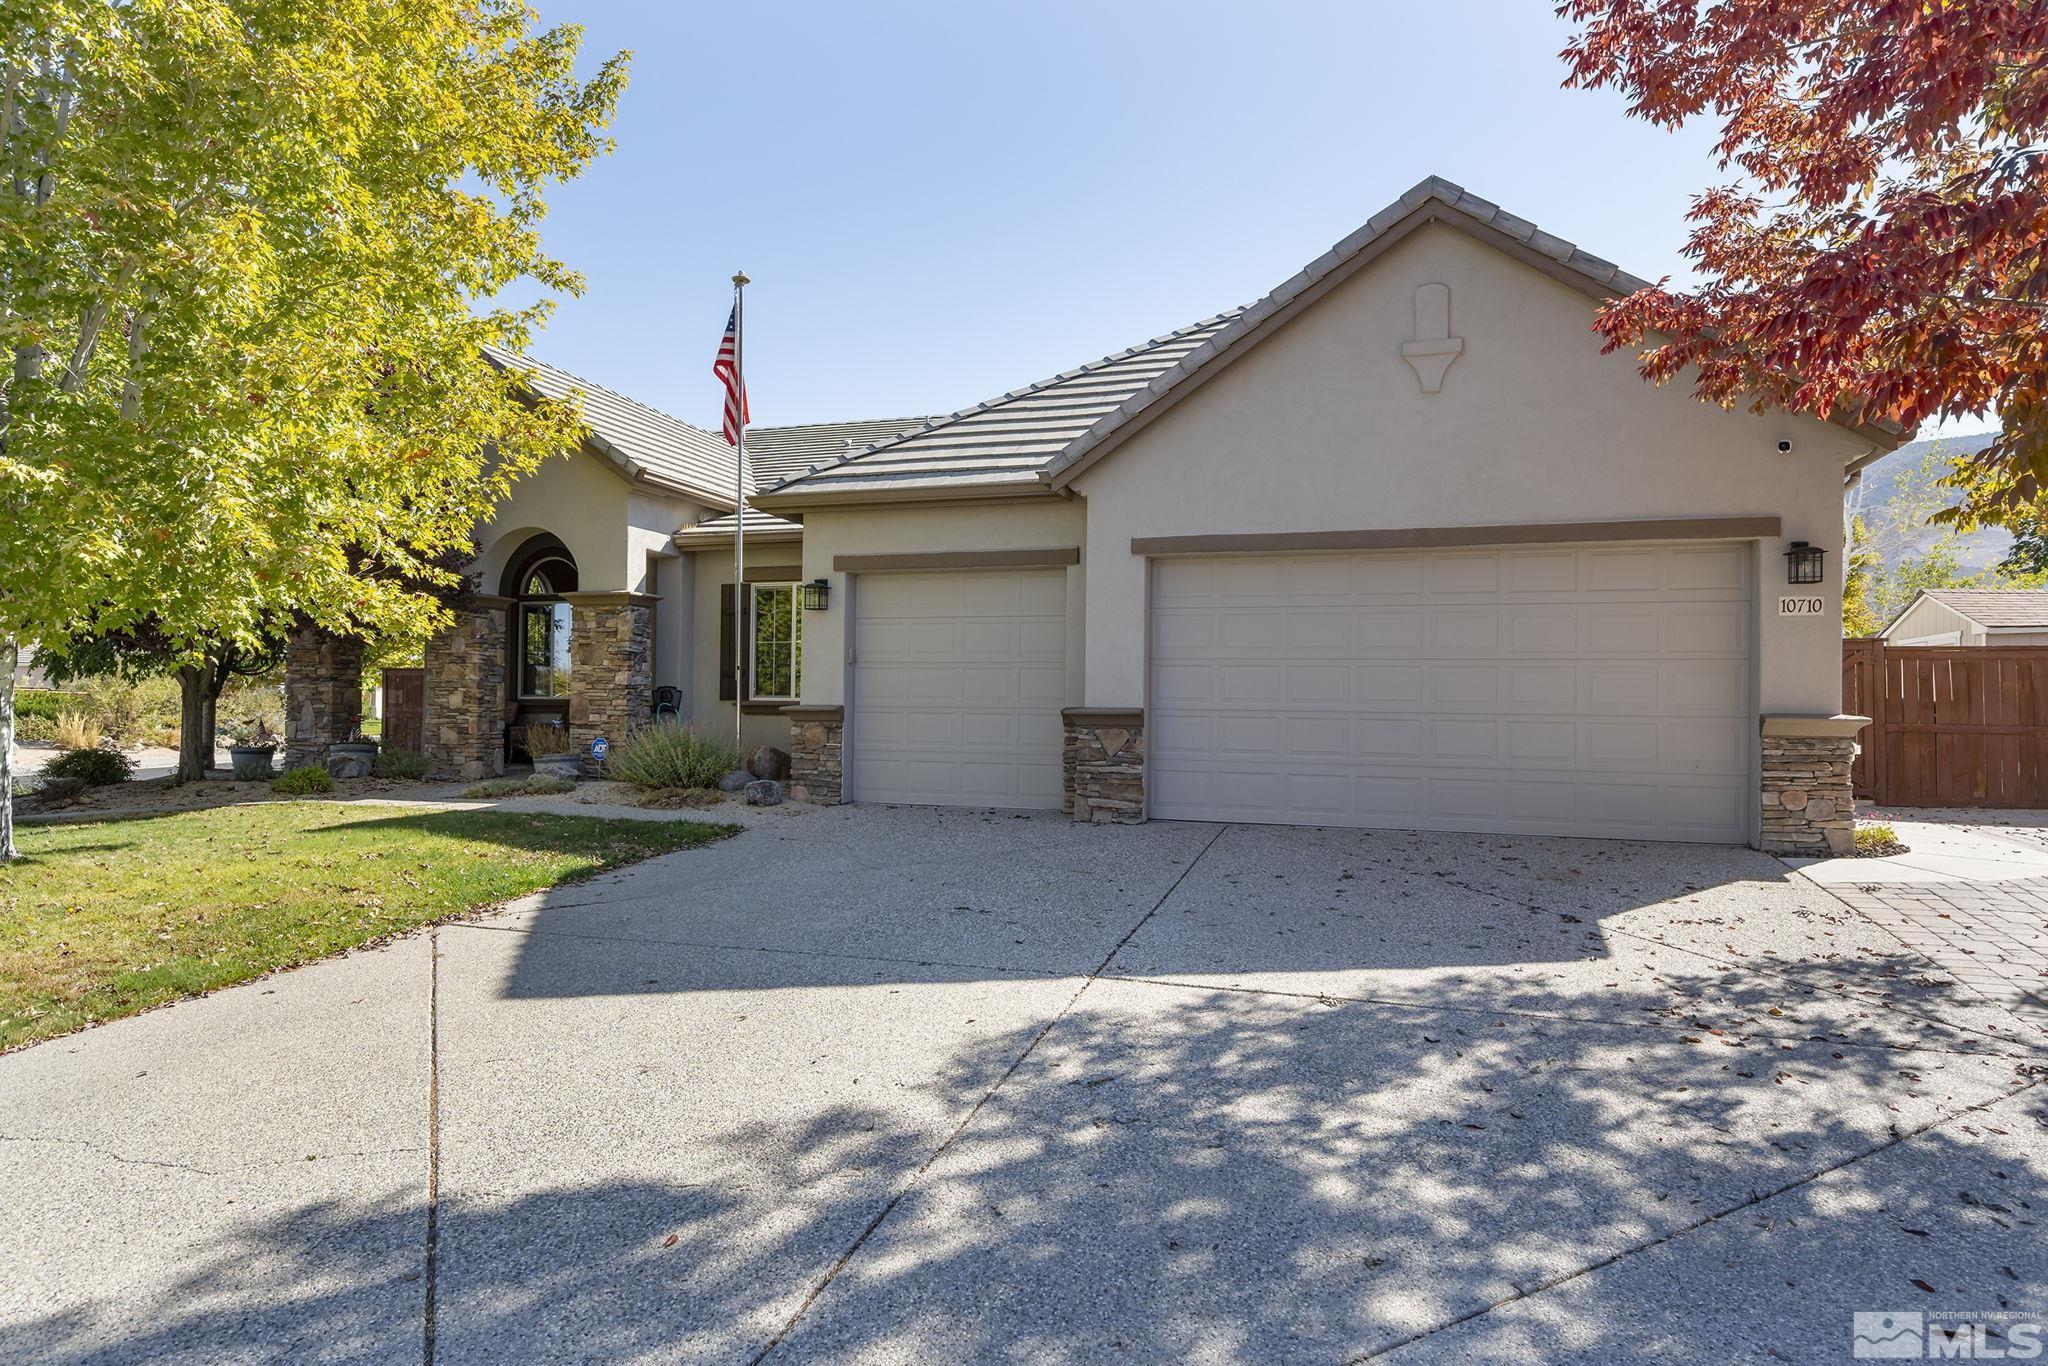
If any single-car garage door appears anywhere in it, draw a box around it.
[851,569,1066,808]
[1149,544,1753,841]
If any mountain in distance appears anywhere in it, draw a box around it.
[1844,431,2007,572]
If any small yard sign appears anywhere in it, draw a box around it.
[590,736,609,762]
[1779,596,1828,617]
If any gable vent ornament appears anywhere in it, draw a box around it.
[1400,282,1464,394]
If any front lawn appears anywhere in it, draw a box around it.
[0,803,734,1049]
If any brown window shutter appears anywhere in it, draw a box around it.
[718,583,748,701]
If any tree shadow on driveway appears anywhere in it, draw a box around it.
[7,962,2040,1365]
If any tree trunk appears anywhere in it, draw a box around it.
[1,635,18,862]
[175,664,210,784]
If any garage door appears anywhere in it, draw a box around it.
[851,569,1066,808]
[1149,544,1753,841]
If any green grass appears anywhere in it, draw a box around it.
[0,803,735,1049]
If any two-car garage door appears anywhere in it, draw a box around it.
[1147,544,1753,842]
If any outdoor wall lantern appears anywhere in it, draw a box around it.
[1783,541,1826,585]
[802,578,832,611]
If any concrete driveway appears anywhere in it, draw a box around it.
[3,807,2044,1363]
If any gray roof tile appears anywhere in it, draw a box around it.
[1917,590,2048,629]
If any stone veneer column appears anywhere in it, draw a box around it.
[283,626,364,769]
[565,592,654,762]
[1063,708,1146,824]
[1758,714,1867,856]
[783,705,844,804]
[422,595,509,782]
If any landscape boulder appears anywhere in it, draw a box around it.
[325,751,374,781]
[748,745,791,781]
[717,769,752,794]
[744,779,783,806]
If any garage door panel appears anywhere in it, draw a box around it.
[1150,544,1752,842]
[853,569,1066,810]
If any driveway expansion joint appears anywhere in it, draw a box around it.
[745,822,1233,1363]
[1347,1075,2046,1362]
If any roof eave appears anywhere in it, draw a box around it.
[751,478,1063,512]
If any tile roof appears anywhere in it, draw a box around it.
[742,417,934,488]
[1918,589,2048,629]
[755,312,1245,501]
[485,346,743,505]
[673,506,806,544]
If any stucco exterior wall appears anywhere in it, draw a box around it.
[1068,222,1872,716]
[685,541,804,752]
[793,498,1089,709]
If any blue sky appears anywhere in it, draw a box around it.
[517,0,1992,440]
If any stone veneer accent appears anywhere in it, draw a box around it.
[1064,708,1146,824]
[1758,714,1867,856]
[783,705,844,805]
[565,592,655,764]
[283,627,364,769]
[423,596,509,782]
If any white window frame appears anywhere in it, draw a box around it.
[746,581,802,702]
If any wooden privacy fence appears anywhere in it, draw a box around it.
[1842,640,2048,808]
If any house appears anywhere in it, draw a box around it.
[1881,589,2048,647]
[281,178,1905,854]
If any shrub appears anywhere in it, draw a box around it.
[603,722,741,791]
[54,711,102,751]
[1854,823,1908,857]
[27,774,88,806]
[521,721,575,757]
[271,765,336,796]
[373,749,432,780]
[15,689,74,722]
[41,746,136,787]
[73,674,178,747]
[15,714,56,744]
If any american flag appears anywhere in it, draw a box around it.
[712,305,750,446]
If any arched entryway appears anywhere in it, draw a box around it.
[501,534,578,759]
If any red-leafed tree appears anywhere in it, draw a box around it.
[1557,0,2048,522]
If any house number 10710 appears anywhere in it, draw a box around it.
[1779,596,1827,616]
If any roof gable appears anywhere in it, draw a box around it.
[1914,589,2048,630]
[1044,177,1904,490]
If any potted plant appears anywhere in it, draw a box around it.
[229,720,279,781]
[523,721,581,782]
[330,726,380,768]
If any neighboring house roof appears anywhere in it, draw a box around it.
[672,506,806,547]
[753,313,1244,505]
[1889,589,2048,632]
[485,346,744,506]
[758,175,1909,509]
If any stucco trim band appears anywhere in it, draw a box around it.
[1131,517,1783,558]
[781,705,846,722]
[1760,714,1871,740]
[562,590,662,607]
[832,547,1081,572]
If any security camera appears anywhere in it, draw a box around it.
[1776,439,1794,454]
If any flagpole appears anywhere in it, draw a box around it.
[731,270,749,749]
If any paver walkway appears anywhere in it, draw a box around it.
[1793,811,2048,1017]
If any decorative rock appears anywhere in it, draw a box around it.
[1778,788,1809,811]
[749,745,792,781]
[744,779,783,806]
[325,751,373,780]
[717,769,753,793]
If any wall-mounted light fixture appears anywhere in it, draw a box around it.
[1783,541,1826,585]
[801,577,831,611]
